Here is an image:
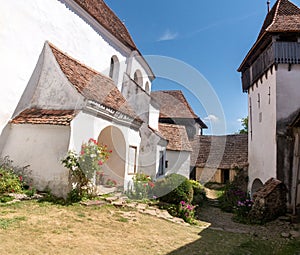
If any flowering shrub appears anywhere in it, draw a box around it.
[236,198,253,218]
[128,173,155,200]
[178,201,196,224]
[79,138,111,179]
[0,167,23,194]
[219,183,248,212]
[62,138,111,201]
[153,174,193,205]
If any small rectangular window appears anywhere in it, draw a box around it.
[128,146,137,175]
[259,112,262,123]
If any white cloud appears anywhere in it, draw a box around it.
[204,114,219,123]
[157,29,178,41]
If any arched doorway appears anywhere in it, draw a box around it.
[98,126,126,187]
[251,178,264,195]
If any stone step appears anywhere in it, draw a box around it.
[207,198,220,207]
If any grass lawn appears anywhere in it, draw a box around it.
[0,200,299,255]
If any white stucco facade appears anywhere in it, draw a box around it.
[165,150,191,179]
[0,0,130,130]
[0,124,71,197]
[70,111,141,190]
[248,67,277,191]
[276,65,300,121]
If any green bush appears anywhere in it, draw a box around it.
[153,174,193,204]
[190,180,206,206]
[0,167,23,194]
[219,182,248,212]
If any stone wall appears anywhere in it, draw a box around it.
[249,178,287,222]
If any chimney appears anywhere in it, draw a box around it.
[267,1,271,12]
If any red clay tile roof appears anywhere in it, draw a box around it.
[151,90,207,128]
[239,0,300,72]
[258,0,300,39]
[158,123,192,152]
[73,0,137,50]
[11,109,77,126]
[48,43,140,121]
[191,134,248,169]
[253,178,286,198]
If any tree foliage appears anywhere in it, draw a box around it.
[239,117,248,134]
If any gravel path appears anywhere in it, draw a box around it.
[198,204,299,239]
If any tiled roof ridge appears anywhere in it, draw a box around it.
[47,42,141,122]
[258,0,300,39]
[152,90,198,119]
[73,0,137,50]
[11,108,78,126]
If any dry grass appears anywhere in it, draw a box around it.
[0,201,299,255]
[0,201,202,255]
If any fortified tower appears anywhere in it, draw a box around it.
[238,0,300,213]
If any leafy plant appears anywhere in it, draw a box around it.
[62,138,111,203]
[153,174,193,204]
[219,183,248,213]
[105,179,117,187]
[0,167,23,194]
[127,173,155,200]
[189,180,206,206]
[178,201,196,224]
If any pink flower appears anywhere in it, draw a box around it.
[148,181,155,188]
[19,176,23,182]
[98,160,103,166]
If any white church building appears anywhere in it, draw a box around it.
[238,0,300,214]
[0,0,193,197]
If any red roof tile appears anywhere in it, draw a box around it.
[73,0,137,50]
[159,123,192,152]
[48,43,140,121]
[151,90,207,128]
[258,0,300,39]
[11,109,77,126]
[191,134,248,169]
[239,0,300,72]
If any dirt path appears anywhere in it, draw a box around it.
[198,204,299,239]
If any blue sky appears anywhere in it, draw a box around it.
[105,0,300,134]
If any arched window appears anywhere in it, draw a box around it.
[133,69,143,87]
[145,81,150,93]
[109,55,119,85]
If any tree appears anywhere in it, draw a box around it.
[239,117,248,134]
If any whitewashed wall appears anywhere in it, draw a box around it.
[0,0,127,130]
[149,103,160,130]
[165,150,191,179]
[248,67,277,192]
[70,111,141,190]
[0,124,71,197]
[276,65,300,121]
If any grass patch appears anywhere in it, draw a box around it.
[0,200,298,255]
[0,216,26,229]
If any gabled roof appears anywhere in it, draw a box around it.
[158,123,192,152]
[238,0,300,72]
[258,0,300,39]
[48,42,140,122]
[190,134,248,169]
[11,109,77,126]
[73,0,137,50]
[151,90,207,128]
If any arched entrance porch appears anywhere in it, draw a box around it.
[98,126,126,187]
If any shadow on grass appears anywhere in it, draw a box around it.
[167,228,300,255]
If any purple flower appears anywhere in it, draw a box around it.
[180,201,186,205]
